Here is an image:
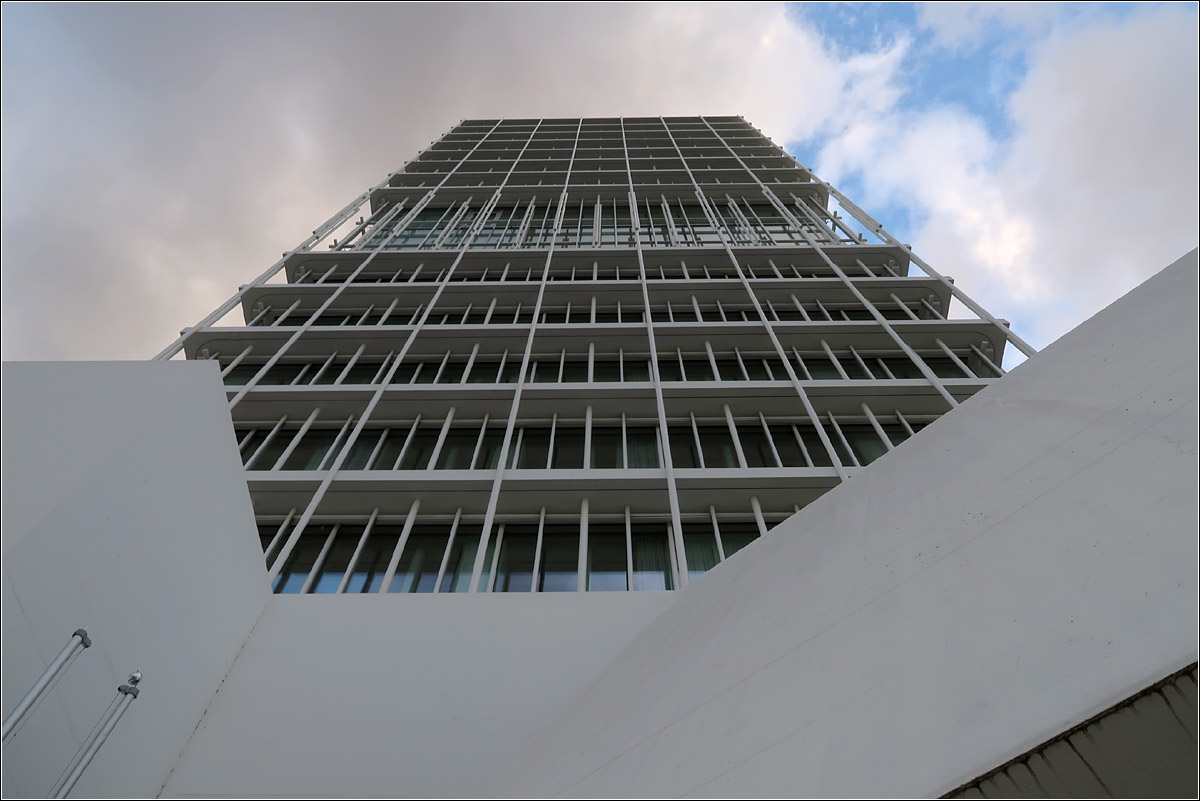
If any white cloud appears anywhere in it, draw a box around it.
[0,2,1195,362]
[916,1,1059,49]
[815,4,1198,350]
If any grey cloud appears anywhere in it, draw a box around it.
[3,3,848,360]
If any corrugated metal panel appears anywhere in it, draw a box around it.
[947,664,1198,798]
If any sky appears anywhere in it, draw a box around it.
[1,2,1196,363]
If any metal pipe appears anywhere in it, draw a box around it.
[51,672,141,798]
[2,629,91,743]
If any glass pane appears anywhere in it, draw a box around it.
[246,428,293,470]
[560,361,588,382]
[552,429,585,469]
[494,526,538,592]
[239,430,269,466]
[435,431,481,469]
[514,428,551,468]
[438,361,466,383]
[398,430,440,469]
[797,425,834,467]
[473,430,505,469]
[261,364,305,385]
[538,525,579,592]
[371,427,411,470]
[272,529,332,594]
[587,527,627,591]
[682,522,720,581]
[309,526,363,593]
[843,425,889,465]
[593,361,621,382]
[590,428,622,468]
[769,424,809,467]
[737,425,776,467]
[881,356,922,379]
[682,359,714,381]
[626,428,660,468]
[657,358,683,382]
[439,527,481,593]
[342,430,384,470]
[718,521,760,558]
[622,358,650,381]
[925,356,969,378]
[669,430,700,468]
[223,364,260,385]
[715,359,744,381]
[631,524,673,590]
[388,527,450,593]
[804,355,842,379]
[281,431,338,470]
[344,527,401,593]
[477,529,499,592]
[698,426,738,468]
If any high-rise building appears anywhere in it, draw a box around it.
[155,116,1033,596]
[5,118,1193,799]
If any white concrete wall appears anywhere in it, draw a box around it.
[160,592,674,798]
[493,250,1200,797]
[1,361,270,798]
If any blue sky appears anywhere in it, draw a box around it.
[1,2,1196,363]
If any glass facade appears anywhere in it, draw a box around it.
[174,116,1018,595]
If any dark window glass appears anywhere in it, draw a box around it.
[622,358,650,381]
[494,525,538,592]
[593,361,622,382]
[309,526,365,593]
[682,359,714,381]
[344,527,401,593]
[398,430,440,470]
[282,431,339,471]
[261,364,306,385]
[537,526,579,592]
[388,527,450,593]
[438,361,467,384]
[657,358,683,382]
[514,428,551,469]
[439,526,482,593]
[880,357,923,379]
[681,521,720,581]
[669,429,700,468]
[587,527,628,591]
[626,428,660,468]
[737,425,777,467]
[473,430,505,469]
[223,364,260,385]
[272,529,333,593]
[803,356,841,379]
[631,524,673,591]
[552,428,585,469]
[925,356,970,379]
[342,430,385,470]
[841,425,889,466]
[698,426,738,468]
[590,428,622,469]
[435,430,482,469]
[560,361,588,382]
[715,359,744,381]
[718,521,760,558]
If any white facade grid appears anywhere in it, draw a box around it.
[162,116,1026,596]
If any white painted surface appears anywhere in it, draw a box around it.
[161,592,674,798]
[1,361,269,798]
[493,250,1200,798]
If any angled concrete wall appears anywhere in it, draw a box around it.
[493,250,1199,797]
[1,361,269,798]
[160,592,674,798]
